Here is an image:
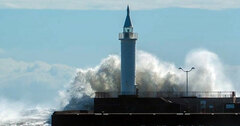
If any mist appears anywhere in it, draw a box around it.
[0,49,237,125]
[61,49,234,110]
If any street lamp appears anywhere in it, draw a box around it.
[179,67,195,96]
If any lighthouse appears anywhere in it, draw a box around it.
[119,6,138,95]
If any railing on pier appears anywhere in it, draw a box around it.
[95,91,235,98]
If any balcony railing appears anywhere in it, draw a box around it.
[119,33,138,40]
[95,91,235,98]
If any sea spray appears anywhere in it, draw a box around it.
[0,98,52,126]
[0,49,235,125]
[61,49,234,110]
[185,49,233,91]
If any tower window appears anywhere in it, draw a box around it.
[124,27,133,33]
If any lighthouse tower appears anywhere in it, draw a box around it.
[119,6,138,95]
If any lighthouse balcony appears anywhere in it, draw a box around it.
[119,32,138,40]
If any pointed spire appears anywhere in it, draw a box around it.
[127,5,130,16]
[124,5,132,27]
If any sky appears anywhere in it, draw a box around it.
[0,0,240,105]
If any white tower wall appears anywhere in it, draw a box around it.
[119,6,138,95]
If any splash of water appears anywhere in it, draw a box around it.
[0,98,53,125]
[0,49,234,125]
[61,49,234,110]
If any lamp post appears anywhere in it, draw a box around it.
[179,67,195,96]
